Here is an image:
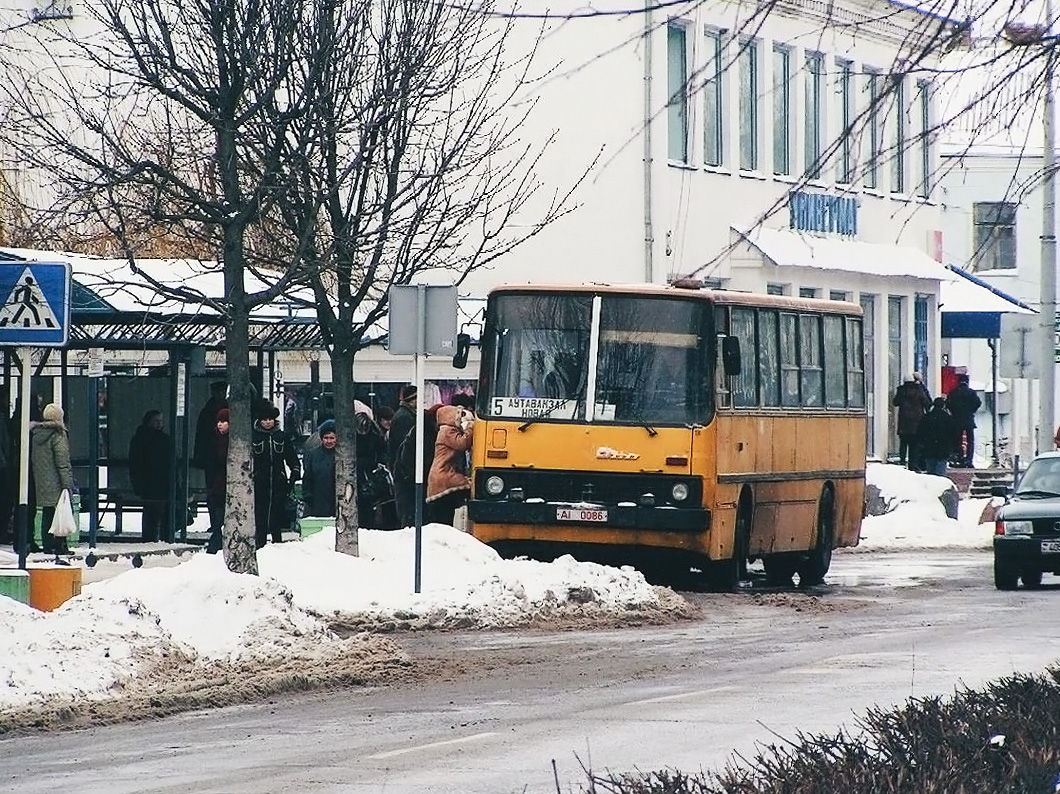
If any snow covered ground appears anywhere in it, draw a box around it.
[0,461,996,726]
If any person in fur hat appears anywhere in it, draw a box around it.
[426,404,475,526]
[251,404,300,547]
[31,403,74,555]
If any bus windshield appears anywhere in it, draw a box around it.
[479,292,714,425]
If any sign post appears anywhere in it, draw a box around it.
[387,285,457,593]
[0,262,72,569]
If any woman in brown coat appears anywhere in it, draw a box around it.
[31,403,74,555]
[426,405,474,527]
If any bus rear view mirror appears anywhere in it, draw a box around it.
[453,332,472,369]
[722,336,741,377]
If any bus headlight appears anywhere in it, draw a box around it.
[485,475,505,496]
[671,482,689,502]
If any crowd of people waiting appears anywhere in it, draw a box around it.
[891,371,982,475]
[192,382,478,554]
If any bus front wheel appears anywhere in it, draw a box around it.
[799,488,834,587]
[711,498,751,592]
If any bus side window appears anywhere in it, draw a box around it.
[759,310,780,406]
[780,313,799,406]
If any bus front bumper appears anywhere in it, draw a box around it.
[467,500,709,532]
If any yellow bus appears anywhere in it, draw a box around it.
[467,281,866,589]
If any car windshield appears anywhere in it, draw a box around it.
[1015,459,1060,496]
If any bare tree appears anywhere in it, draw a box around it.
[0,0,324,573]
[276,0,594,552]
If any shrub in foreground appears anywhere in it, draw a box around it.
[580,669,1060,793]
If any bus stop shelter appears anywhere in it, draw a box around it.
[0,248,326,547]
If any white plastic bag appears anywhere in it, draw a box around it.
[49,489,76,538]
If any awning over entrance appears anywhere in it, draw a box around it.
[735,226,1035,338]
[736,226,950,280]
[938,266,1034,339]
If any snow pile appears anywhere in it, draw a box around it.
[270,525,675,629]
[858,463,994,550]
[0,524,685,714]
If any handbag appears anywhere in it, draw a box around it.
[49,489,77,538]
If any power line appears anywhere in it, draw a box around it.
[440,1,695,20]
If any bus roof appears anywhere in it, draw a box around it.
[487,282,863,316]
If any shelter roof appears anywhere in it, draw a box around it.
[0,248,484,351]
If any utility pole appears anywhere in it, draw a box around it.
[1040,1,1057,454]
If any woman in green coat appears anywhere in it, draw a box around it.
[31,403,74,554]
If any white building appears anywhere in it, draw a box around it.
[937,40,1053,464]
[0,0,1016,459]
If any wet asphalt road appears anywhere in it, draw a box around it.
[6,547,1060,794]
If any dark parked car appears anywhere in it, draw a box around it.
[993,452,1060,590]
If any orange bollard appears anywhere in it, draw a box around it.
[28,565,82,611]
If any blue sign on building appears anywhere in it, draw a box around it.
[0,262,72,347]
[788,190,858,236]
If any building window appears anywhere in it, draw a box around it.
[973,202,1017,270]
[667,24,689,163]
[739,38,760,171]
[864,70,881,189]
[804,52,824,179]
[703,29,724,167]
[767,283,788,296]
[914,294,929,378]
[773,45,792,175]
[891,75,906,193]
[829,290,850,302]
[799,287,819,298]
[836,59,854,184]
[887,296,904,457]
[917,80,931,198]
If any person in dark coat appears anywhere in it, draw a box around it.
[918,398,958,476]
[945,374,982,468]
[128,410,172,543]
[204,408,230,554]
[388,386,418,528]
[31,404,74,556]
[892,374,931,471]
[302,419,337,518]
[355,411,391,528]
[192,382,227,470]
[252,404,301,547]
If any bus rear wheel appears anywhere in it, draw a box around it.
[798,488,834,588]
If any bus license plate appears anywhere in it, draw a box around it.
[557,507,607,522]
[1042,541,1060,553]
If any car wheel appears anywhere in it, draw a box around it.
[1021,569,1044,589]
[994,557,1019,590]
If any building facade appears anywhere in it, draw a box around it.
[0,0,973,459]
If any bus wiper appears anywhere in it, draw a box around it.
[518,390,584,431]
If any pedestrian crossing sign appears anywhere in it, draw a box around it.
[0,262,71,346]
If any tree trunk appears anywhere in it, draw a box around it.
[331,343,359,556]
[222,258,258,574]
